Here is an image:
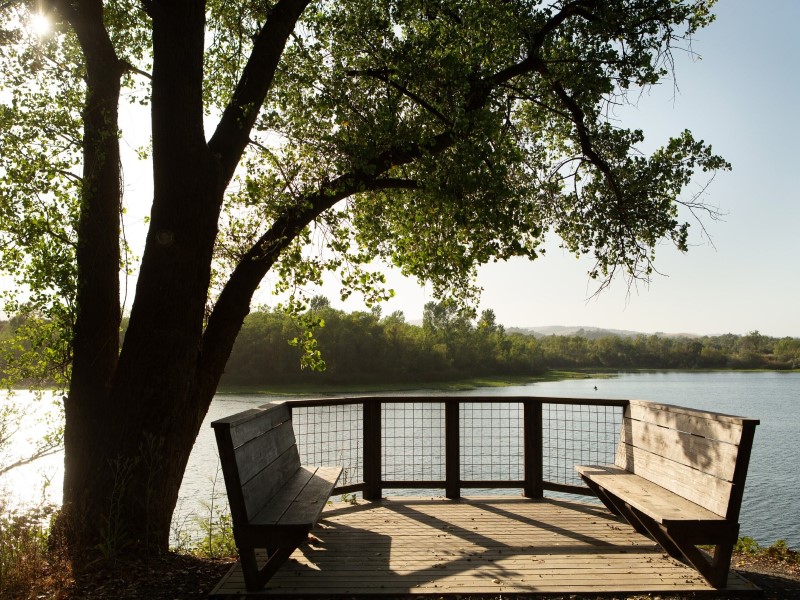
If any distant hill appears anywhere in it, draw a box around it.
[507,325,699,339]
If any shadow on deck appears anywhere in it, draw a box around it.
[209,497,760,597]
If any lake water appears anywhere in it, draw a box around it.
[2,371,798,548]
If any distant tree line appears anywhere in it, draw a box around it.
[217,298,800,386]
[2,301,799,387]
[218,298,545,385]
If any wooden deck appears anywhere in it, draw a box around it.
[210,497,759,597]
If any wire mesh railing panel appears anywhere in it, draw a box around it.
[542,402,622,488]
[292,403,363,487]
[382,402,445,481]
[460,402,523,481]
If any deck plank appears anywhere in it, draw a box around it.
[209,497,758,597]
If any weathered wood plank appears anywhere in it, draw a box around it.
[212,402,291,449]
[241,444,301,519]
[620,417,739,480]
[576,465,726,524]
[613,443,733,516]
[249,466,316,526]
[627,400,748,444]
[280,466,342,526]
[209,498,758,598]
[234,420,297,485]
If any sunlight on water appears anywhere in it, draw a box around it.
[3,372,798,549]
[0,390,64,509]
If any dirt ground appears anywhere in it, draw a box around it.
[52,550,800,600]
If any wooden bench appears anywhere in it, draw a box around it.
[212,401,342,591]
[576,399,758,588]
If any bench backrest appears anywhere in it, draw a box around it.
[212,402,301,525]
[615,400,758,520]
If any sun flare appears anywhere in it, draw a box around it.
[30,12,51,37]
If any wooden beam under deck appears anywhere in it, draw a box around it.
[210,497,759,597]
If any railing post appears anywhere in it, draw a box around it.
[363,399,382,500]
[445,400,460,499]
[524,399,543,498]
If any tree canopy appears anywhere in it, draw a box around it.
[0,0,729,558]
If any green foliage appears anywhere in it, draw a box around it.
[221,300,545,386]
[732,537,799,564]
[170,464,237,559]
[766,539,799,563]
[96,455,138,561]
[774,337,800,369]
[0,7,81,391]
[191,509,236,560]
[212,0,731,312]
[2,1,733,384]
[734,536,761,555]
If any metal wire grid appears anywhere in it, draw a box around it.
[292,404,363,486]
[381,402,445,481]
[542,403,622,488]
[460,402,523,481]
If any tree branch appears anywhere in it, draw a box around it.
[534,58,624,202]
[346,69,451,125]
[208,0,311,184]
[122,60,152,80]
[0,445,62,477]
[483,0,598,92]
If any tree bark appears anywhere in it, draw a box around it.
[56,0,125,553]
[58,0,311,555]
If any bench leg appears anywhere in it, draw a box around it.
[621,505,684,560]
[239,545,298,591]
[665,526,738,588]
[580,480,739,588]
[240,547,261,592]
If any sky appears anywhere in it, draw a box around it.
[95,1,800,339]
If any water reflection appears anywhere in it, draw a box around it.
[3,372,798,548]
[0,390,64,509]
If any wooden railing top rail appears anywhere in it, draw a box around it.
[283,395,631,408]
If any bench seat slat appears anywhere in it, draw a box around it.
[576,464,725,525]
[620,417,739,480]
[251,465,342,527]
[251,465,316,526]
[279,465,342,526]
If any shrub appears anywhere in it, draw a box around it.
[0,500,70,600]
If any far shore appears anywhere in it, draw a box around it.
[215,367,799,396]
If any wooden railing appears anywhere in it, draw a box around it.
[285,396,628,500]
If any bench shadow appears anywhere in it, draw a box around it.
[279,497,666,595]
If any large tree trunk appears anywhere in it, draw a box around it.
[59,0,311,557]
[59,0,126,554]
[61,0,221,554]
